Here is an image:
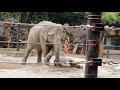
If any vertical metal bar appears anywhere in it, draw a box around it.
[106,37,110,58]
[107,49,109,58]
[85,12,102,78]
[16,24,20,51]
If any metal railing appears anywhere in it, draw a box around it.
[0,21,120,60]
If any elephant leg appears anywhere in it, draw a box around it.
[43,48,54,65]
[40,35,49,58]
[41,44,50,64]
[21,44,33,64]
[42,45,49,58]
[37,50,42,63]
[54,59,62,67]
[54,45,62,67]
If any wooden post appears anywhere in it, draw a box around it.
[85,12,103,78]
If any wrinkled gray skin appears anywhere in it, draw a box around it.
[21,21,64,66]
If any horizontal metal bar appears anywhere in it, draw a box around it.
[0,60,120,65]
[1,21,120,32]
[0,35,28,38]
[1,40,120,47]
[104,45,120,47]
[0,21,85,28]
[0,41,96,46]
[1,41,120,47]
[0,61,85,65]
[87,40,98,41]
[95,27,104,28]
[87,15,101,17]
[88,18,101,20]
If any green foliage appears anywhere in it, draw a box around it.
[3,12,120,27]
[0,12,88,25]
[101,12,120,26]
[0,12,20,22]
[48,12,88,25]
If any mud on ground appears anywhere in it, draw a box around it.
[0,49,120,78]
[0,54,85,78]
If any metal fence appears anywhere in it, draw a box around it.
[0,21,32,50]
[0,21,120,60]
[103,37,120,59]
[0,21,88,54]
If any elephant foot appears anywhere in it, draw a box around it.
[37,59,42,63]
[43,59,50,65]
[21,60,26,65]
[54,59,62,67]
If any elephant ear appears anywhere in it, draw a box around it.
[42,26,56,42]
[48,27,57,36]
[41,27,48,41]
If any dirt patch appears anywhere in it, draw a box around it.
[0,53,85,78]
[0,63,25,69]
[0,48,37,57]
[0,49,120,78]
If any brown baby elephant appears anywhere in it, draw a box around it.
[21,21,65,66]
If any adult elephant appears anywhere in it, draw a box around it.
[21,21,64,66]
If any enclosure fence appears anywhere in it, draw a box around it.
[0,21,120,65]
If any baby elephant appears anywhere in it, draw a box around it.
[21,21,65,66]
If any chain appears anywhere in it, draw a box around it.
[75,60,120,65]
[102,61,119,65]
[0,60,119,65]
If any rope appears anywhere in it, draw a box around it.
[0,61,119,65]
